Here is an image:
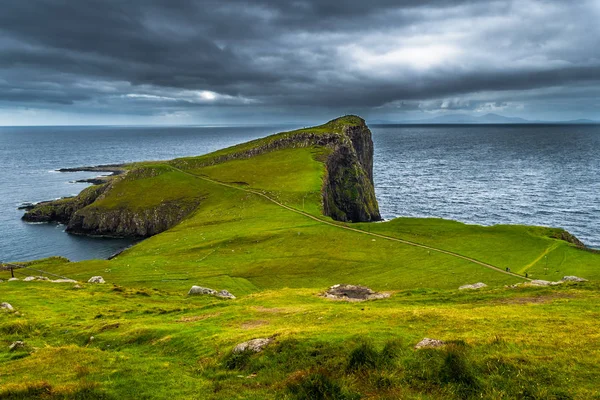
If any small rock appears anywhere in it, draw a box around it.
[52,279,78,283]
[459,282,487,290]
[529,280,553,287]
[188,286,217,296]
[323,284,390,302]
[9,341,25,351]
[233,337,274,353]
[561,276,587,282]
[8,278,19,282]
[73,284,83,289]
[216,290,236,299]
[1,302,14,311]
[88,276,105,284]
[23,276,37,282]
[415,338,446,349]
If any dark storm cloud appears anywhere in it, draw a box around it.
[0,0,598,122]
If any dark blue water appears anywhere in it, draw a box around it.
[373,125,600,249]
[1,124,599,262]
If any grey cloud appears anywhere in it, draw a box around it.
[0,0,598,122]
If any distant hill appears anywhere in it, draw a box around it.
[378,113,598,125]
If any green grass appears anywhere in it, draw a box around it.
[2,116,599,398]
[1,282,599,398]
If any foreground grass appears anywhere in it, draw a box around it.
[1,281,599,399]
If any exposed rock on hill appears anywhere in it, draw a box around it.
[323,284,390,301]
[88,276,105,284]
[233,337,274,353]
[188,286,236,299]
[415,338,446,349]
[561,276,587,282]
[459,282,487,290]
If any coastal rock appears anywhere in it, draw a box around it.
[459,282,488,290]
[22,184,109,224]
[561,276,587,282]
[216,290,236,299]
[233,337,274,353]
[1,302,14,311]
[323,284,390,301]
[9,341,25,352]
[415,338,446,349]
[88,276,105,284]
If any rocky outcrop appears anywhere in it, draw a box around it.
[415,338,446,349]
[188,286,236,299]
[23,167,202,238]
[67,200,199,237]
[322,284,390,301]
[233,337,274,353]
[22,184,110,224]
[459,282,487,290]
[561,276,587,282]
[88,276,105,284]
[322,122,380,222]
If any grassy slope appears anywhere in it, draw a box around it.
[2,118,600,399]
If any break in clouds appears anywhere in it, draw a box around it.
[0,0,599,124]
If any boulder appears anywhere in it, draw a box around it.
[216,290,236,299]
[233,337,274,354]
[88,276,105,284]
[459,282,487,290]
[561,276,587,282]
[8,278,19,282]
[52,279,78,283]
[323,284,390,301]
[23,276,49,282]
[1,302,14,311]
[9,341,25,352]
[188,286,217,296]
[529,280,553,286]
[415,338,446,349]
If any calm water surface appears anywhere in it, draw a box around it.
[1,124,598,262]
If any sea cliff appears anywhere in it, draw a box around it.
[22,116,381,237]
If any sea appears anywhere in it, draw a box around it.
[1,124,598,262]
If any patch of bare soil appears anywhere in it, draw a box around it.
[496,293,575,305]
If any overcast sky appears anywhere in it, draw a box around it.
[0,0,599,125]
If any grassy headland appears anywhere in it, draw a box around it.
[2,116,599,399]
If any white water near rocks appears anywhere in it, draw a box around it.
[1,124,598,262]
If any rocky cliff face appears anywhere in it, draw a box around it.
[22,116,381,238]
[66,201,200,237]
[322,121,380,222]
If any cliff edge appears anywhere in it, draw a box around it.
[22,116,381,238]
